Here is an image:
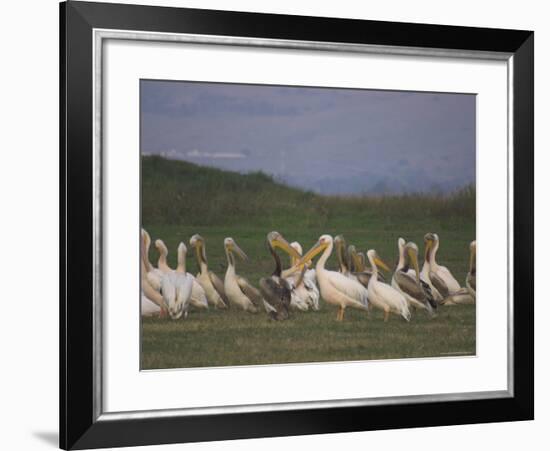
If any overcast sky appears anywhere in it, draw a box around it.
[140,80,475,195]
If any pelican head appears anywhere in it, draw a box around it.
[295,234,333,267]
[267,231,301,259]
[398,237,406,250]
[142,228,151,248]
[224,237,248,260]
[190,234,207,264]
[290,241,305,267]
[155,239,168,256]
[366,249,391,272]
[348,245,361,272]
[404,241,421,281]
[357,252,366,271]
[423,232,436,252]
[290,242,303,255]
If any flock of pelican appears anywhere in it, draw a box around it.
[141,229,476,322]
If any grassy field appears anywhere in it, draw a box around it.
[141,156,476,370]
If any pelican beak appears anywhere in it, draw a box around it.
[374,254,390,272]
[231,242,248,261]
[407,246,420,282]
[295,240,328,267]
[270,233,301,259]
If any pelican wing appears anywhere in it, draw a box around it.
[429,271,450,299]
[209,271,229,307]
[393,271,425,300]
[190,278,209,309]
[442,287,475,305]
[236,276,264,309]
[394,271,436,310]
[435,266,461,293]
[259,276,291,320]
[325,270,369,307]
[467,272,476,292]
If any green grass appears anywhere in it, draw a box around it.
[142,306,475,369]
[141,156,476,370]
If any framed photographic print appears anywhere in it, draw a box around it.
[60,1,533,449]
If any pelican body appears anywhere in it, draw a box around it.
[441,240,476,305]
[258,232,300,320]
[190,234,229,309]
[348,244,385,286]
[427,233,461,298]
[392,238,436,315]
[295,235,368,321]
[367,249,411,322]
[283,241,320,311]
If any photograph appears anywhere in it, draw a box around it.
[139,80,477,370]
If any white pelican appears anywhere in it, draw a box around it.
[223,238,262,313]
[286,241,320,311]
[426,233,461,298]
[258,232,298,320]
[466,240,476,298]
[295,235,368,321]
[140,231,167,317]
[347,244,386,287]
[366,249,411,322]
[407,234,444,303]
[177,242,208,311]
[141,229,163,291]
[391,239,436,316]
[189,234,229,309]
[440,240,476,306]
[141,294,162,317]
[160,242,194,319]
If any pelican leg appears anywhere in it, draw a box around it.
[383,309,390,322]
[341,307,346,321]
[336,306,344,321]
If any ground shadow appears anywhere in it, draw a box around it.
[33,431,58,448]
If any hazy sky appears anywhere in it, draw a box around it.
[141,80,475,195]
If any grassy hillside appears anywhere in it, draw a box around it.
[141,155,476,370]
[142,155,475,229]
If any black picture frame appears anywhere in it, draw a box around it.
[60,1,534,449]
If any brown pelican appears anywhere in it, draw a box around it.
[366,249,411,322]
[223,238,262,312]
[295,235,368,321]
[391,238,436,316]
[258,232,300,320]
[189,234,229,309]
